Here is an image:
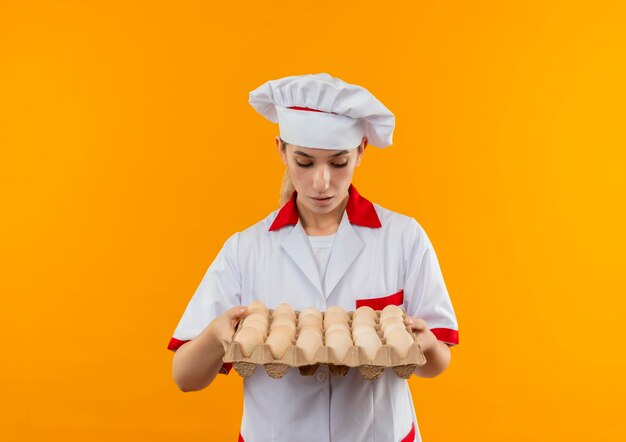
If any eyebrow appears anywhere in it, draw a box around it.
[293,150,350,158]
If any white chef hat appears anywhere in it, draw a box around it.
[248,73,395,150]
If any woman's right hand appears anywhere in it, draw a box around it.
[209,305,249,353]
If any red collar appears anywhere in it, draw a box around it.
[269,184,382,231]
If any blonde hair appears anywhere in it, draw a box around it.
[279,140,295,207]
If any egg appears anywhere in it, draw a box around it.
[326,305,348,316]
[380,315,404,331]
[269,324,295,338]
[385,328,414,359]
[242,312,269,328]
[325,322,350,335]
[248,300,267,311]
[299,307,323,319]
[353,306,377,320]
[270,316,297,332]
[266,331,293,359]
[352,324,378,341]
[326,331,353,361]
[354,330,382,361]
[323,311,349,329]
[241,319,268,339]
[272,303,296,320]
[295,329,323,362]
[382,321,407,339]
[298,314,323,329]
[380,304,404,322]
[298,325,323,339]
[351,314,377,328]
[234,327,263,357]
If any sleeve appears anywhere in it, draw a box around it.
[403,219,459,346]
[166,232,242,374]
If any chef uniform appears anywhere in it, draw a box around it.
[167,73,459,442]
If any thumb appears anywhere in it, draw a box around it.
[226,305,248,320]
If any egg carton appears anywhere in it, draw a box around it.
[223,310,427,381]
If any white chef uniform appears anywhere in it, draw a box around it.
[168,73,459,442]
[307,233,336,285]
[168,184,459,442]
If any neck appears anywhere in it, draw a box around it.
[297,194,349,235]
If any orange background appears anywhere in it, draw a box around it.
[1,1,625,440]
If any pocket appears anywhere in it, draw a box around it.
[355,289,404,310]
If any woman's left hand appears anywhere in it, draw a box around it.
[404,316,439,354]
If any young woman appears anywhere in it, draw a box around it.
[168,73,459,442]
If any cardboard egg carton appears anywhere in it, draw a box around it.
[223,309,427,380]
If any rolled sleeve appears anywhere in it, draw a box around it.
[167,232,242,374]
[403,219,459,346]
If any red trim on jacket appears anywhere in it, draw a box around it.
[269,183,381,231]
[167,337,232,374]
[167,337,189,351]
[401,422,416,442]
[355,289,404,310]
[431,328,459,346]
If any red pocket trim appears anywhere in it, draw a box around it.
[355,289,404,310]
[401,421,416,442]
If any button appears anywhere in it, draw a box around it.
[315,371,327,382]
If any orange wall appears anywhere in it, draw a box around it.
[1,1,625,440]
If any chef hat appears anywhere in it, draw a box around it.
[248,73,395,150]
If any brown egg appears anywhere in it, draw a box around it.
[380,304,404,322]
[355,330,382,361]
[380,315,404,331]
[326,331,353,362]
[326,305,348,316]
[234,327,263,357]
[299,307,323,319]
[298,314,323,329]
[385,328,414,359]
[352,314,377,328]
[243,312,269,328]
[241,319,268,339]
[324,324,352,339]
[266,331,292,359]
[382,321,407,339]
[270,316,297,332]
[269,325,295,341]
[298,325,323,339]
[295,329,323,362]
[325,322,350,335]
[352,324,378,341]
[248,300,269,318]
[354,306,377,319]
[273,303,296,320]
[323,311,349,329]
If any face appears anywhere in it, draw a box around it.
[276,136,367,215]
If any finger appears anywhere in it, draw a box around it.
[407,318,428,331]
[226,306,249,325]
[228,305,248,317]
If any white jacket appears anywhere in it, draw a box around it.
[168,184,459,442]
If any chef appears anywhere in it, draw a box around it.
[167,73,459,442]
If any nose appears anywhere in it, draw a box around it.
[312,163,330,193]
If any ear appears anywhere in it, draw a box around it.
[356,137,367,167]
[276,136,287,165]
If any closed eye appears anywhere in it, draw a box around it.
[295,162,349,168]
